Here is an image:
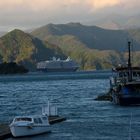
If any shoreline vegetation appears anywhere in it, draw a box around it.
[0,62,28,74]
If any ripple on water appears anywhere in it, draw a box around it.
[0,73,140,140]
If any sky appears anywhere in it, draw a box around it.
[0,0,140,31]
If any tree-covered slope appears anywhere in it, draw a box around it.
[43,34,126,70]
[0,29,66,70]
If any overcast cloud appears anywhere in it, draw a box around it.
[0,0,140,31]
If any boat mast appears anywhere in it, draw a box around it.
[128,41,132,81]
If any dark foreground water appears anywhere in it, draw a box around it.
[0,71,140,140]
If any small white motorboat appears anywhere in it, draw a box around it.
[10,115,50,137]
[9,102,57,137]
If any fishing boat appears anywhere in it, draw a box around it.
[110,41,140,105]
[10,102,57,137]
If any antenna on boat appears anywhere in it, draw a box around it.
[128,41,132,82]
[42,100,50,116]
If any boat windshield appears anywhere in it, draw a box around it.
[15,117,32,122]
[34,118,43,124]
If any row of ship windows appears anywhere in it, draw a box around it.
[118,72,140,77]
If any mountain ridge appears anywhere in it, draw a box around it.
[1,23,140,71]
[31,23,140,51]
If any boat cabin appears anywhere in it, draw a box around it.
[12,115,49,125]
[111,67,140,85]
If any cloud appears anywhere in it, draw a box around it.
[88,0,120,10]
[0,0,121,11]
[0,0,139,31]
[120,0,140,9]
[0,0,139,11]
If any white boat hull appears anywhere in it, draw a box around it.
[10,125,50,137]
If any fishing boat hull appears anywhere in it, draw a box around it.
[10,125,50,137]
[119,96,140,105]
[112,91,140,105]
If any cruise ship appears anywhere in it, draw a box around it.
[37,57,79,72]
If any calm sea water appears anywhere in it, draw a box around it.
[0,71,140,140]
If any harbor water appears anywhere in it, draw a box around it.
[0,71,140,140]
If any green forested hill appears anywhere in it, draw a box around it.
[0,29,66,70]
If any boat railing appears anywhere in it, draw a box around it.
[118,77,128,83]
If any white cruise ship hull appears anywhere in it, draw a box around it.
[37,67,78,72]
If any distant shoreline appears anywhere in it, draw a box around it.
[0,62,28,75]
